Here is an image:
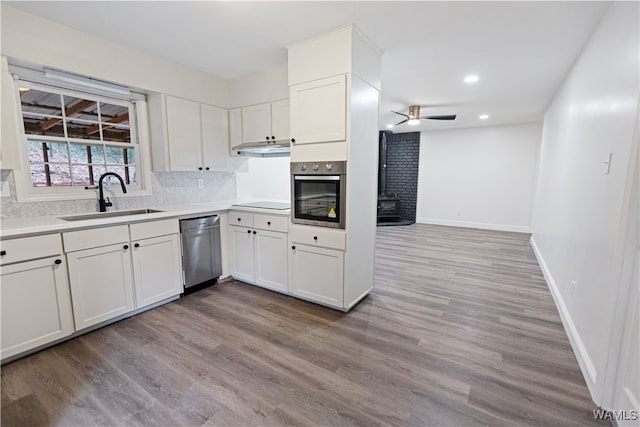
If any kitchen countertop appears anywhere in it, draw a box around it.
[0,200,290,239]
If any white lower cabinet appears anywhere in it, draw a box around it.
[289,243,344,308]
[131,233,182,308]
[66,242,135,331]
[229,211,288,293]
[1,238,74,360]
[64,219,181,331]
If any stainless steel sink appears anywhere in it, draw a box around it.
[58,209,164,221]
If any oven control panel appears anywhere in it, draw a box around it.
[292,161,345,175]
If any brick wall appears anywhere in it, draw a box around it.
[379,131,420,222]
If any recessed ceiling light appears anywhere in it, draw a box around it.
[479,114,489,120]
[386,124,394,129]
[464,75,479,83]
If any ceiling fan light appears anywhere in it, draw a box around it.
[464,74,479,83]
[408,119,420,125]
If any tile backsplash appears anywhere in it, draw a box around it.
[0,169,236,219]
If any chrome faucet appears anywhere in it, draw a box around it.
[97,172,127,212]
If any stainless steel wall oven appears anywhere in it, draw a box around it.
[291,161,346,229]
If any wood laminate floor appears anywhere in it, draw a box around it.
[1,224,604,427]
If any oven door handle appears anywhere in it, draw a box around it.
[294,176,341,181]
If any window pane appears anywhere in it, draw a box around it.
[69,143,89,163]
[127,166,137,184]
[105,146,125,165]
[100,102,128,123]
[29,162,47,187]
[125,148,135,165]
[71,164,91,186]
[48,163,71,186]
[107,165,126,178]
[63,96,98,122]
[28,141,46,162]
[20,89,63,137]
[67,119,101,140]
[46,142,69,163]
[89,145,105,164]
[92,165,107,183]
[102,125,131,143]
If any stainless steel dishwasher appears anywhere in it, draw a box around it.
[180,215,222,290]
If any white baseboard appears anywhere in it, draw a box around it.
[416,217,530,233]
[530,235,599,402]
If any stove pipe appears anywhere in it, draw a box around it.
[379,130,393,195]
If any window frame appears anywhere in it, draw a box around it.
[10,67,152,203]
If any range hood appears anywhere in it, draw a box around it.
[231,140,290,157]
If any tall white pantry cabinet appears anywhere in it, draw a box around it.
[287,26,382,311]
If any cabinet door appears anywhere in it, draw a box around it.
[165,96,202,171]
[1,256,74,360]
[228,107,243,157]
[289,244,344,308]
[67,243,135,331]
[201,104,228,170]
[242,103,271,143]
[254,230,288,293]
[270,99,290,142]
[230,226,255,283]
[131,234,182,309]
[1,56,20,170]
[290,75,346,145]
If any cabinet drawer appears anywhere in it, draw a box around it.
[229,211,253,227]
[290,225,345,250]
[0,234,63,265]
[63,225,129,253]
[130,219,179,241]
[254,214,288,233]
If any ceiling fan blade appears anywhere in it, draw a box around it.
[422,114,456,121]
[391,110,410,119]
[395,118,409,126]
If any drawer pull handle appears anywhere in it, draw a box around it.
[134,243,140,248]
[123,245,129,250]
[313,236,318,241]
[54,259,62,265]
[0,250,5,256]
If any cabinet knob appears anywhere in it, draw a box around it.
[253,230,257,235]
[237,217,241,222]
[313,236,318,241]
[0,250,5,256]
[291,245,296,250]
[271,136,275,140]
[247,229,251,234]
[267,221,271,226]
[205,167,210,171]
[54,259,62,265]
[291,138,296,143]
[134,243,140,248]
[198,167,203,171]
[123,245,129,250]
[266,136,270,140]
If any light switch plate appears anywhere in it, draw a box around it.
[0,180,10,197]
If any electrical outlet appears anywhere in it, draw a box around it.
[197,179,204,189]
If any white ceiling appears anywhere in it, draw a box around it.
[7,1,610,132]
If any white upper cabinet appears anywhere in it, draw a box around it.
[149,94,228,171]
[1,56,21,170]
[241,100,290,143]
[290,75,346,145]
[228,107,243,157]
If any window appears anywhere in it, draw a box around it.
[10,69,151,202]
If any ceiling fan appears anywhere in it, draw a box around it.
[391,105,456,125]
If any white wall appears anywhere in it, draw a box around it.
[228,64,288,108]
[530,1,639,405]
[235,157,290,203]
[0,5,228,106]
[416,122,542,232]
